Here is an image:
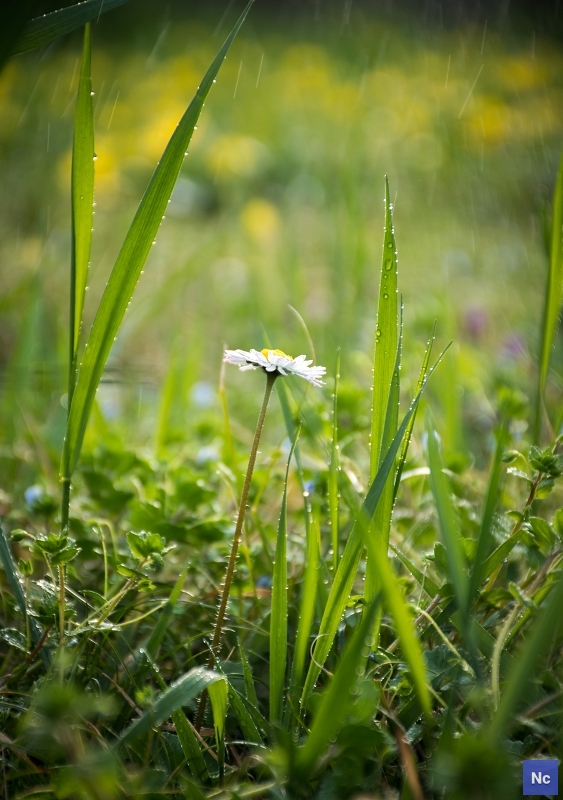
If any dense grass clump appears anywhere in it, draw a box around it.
[1,3,563,799]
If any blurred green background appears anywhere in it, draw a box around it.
[1,0,563,468]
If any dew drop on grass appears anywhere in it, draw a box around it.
[386,241,393,249]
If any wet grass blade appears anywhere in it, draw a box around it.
[116,667,226,749]
[288,506,320,718]
[69,23,94,382]
[535,145,563,442]
[228,685,264,745]
[270,427,300,724]
[12,0,129,55]
[489,570,563,739]
[369,176,398,483]
[328,349,340,572]
[294,601,379,781]
[62,1,253,479]
[300,348,447,706]
[143,650,209,782]
[365,302,402,610]
[426,415,469,637]
[394,322,435,499]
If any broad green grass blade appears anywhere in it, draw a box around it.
[12,0,129,55]
[288,507,320,715]
[62,1,253,479]
[369,176,398,482]
[328,349,340,572]
[116,667,226,749]
[489,570,563,739]
[70,22,94,375]
[0,524,50,666]
[300,349,447,706]
[468,421,507,609]
[426,416,469,634]
[535,145,563,442]
[294,601,379,780]
[361,510,431,717]
[208,679,228,780]
[270,427,300,724]
[394,322,436,499]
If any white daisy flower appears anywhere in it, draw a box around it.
[224,348,326,387]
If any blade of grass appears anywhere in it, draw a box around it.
[238,638,259,709]
[394,322,436,499]
[146,569,186,659]
[142,650,209,782]
[426,415,470,642]
[208,679,228,781]
[294,600,379,780]
[301,346,448,706]
[365,178,399,636]
[390,544,440,598]
[0,524,50,666]
[467,420,507,609]
[287,505,321,719]
[61,21,95,531]
[328,349,340,572]
[360,510,431,718]
[70,22,94,370]
[116,667,226,749]
[365,302,402,616]
[535,145,563,442]
[62,0,253,480]
[489,569,563,739]
[369,175,398,483]
[228,685,264,745]
[12,0,129,55]
[270,427,300,724]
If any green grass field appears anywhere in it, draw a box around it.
[1,2,563,798]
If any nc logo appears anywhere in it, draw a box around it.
[523,760,559,796]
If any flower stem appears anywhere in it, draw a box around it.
[195,371,277,730]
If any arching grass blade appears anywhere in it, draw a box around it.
[116,668,226,750]
[12,0,129,55]
[62,0,253,479]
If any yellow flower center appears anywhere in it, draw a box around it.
[261,348,293,360]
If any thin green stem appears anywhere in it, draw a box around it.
[195,371,277,730]
[59,566,65,649]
